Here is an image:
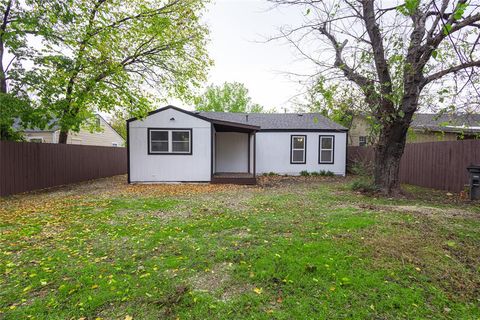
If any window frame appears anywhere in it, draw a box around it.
[318,135,335,164]
[147,128,192,155]
[290,135,307,164]
[358,136,367,147]
[28,137,44,143]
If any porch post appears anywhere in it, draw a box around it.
[253,132,256,177]
[248,133,251,174]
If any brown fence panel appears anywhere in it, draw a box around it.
[0,141,127,197]
[348,140,480,192]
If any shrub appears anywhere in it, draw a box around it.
[268,172,278,176]
[300,170,310,176]
[350,178,378,193]
[349,161,373,176]
[311,171,320,176]
[325,170,335,176]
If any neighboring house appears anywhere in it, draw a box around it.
[349,113,480,146]
[14,115,125,147]
[127,105,348,184]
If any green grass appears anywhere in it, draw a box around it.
[0,177,479,319]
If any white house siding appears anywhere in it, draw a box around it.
[255,131,347,175]
[215,132,249,173]
[129,108,211,182]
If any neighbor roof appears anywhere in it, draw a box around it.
[198,111,347,131]
[411,113,480,134]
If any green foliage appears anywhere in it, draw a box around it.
[350,178,378,193]
[300,170,310,176]
[194,82,265,113]
[397,0,420,16]
[30,0,212,138]
[349,161,373,176]
[0,93,31,141]
[108,110,129,141]
[303,77,366,129]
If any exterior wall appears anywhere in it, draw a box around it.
[24,116,124,147]
[215,132,249,173]
[255,131,347,175]
[24,131,57,143]
[349,116,371,146]
[62,116,124,146]
[129,108,211,182]
[407,130,457,143]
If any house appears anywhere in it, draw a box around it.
[14,114,125,147]
[349,113,480,146]
[127,105,348,184]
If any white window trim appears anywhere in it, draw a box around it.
[319,135,334,164]
[148,128,192,155]
[291,135,306,164]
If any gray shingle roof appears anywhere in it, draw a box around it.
[198,112,347,131]
[411,113,480,133]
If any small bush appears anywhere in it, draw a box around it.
[350,178,378,193]
[311,171,320,176]
[300,170,310,176]
[268,172,278,176]
[325,170,335,176]
[349,161,373,176]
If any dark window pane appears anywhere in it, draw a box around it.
[172,131,190,142]
[151,141,168,152]
[320,150,332,162]
[321,137,333,149]
[293,137,305,149]
[151,131,168,141]
[292,150,304,162]
[172,141,189,152]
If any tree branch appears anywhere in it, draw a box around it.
[423,60,480,85]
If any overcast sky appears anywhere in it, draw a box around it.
[196,0,312,112]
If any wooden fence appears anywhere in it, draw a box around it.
[0,141,127,197]
[348,140,480,192]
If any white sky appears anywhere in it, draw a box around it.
[196,0,312,112]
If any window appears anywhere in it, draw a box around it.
[28,137,43,143]
[359,136,367,147]
[291,135,306,164]
[148,128,191,154]
[319,135,334,164]
[112,142,118,147]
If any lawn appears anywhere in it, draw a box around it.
[0,175,479,319]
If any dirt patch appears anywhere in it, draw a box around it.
[190,262,252,301]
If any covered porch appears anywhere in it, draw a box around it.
[210,120,259,185]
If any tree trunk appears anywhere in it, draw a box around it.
[58,130,69,144]
[373,121,410,195]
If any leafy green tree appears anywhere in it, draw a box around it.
[31,0,212,143]
[0,0,60,140]
[194,82,265,113]
[272,0,480,195]
[109,110,128,141]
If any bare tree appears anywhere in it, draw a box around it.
[270,0,480,195]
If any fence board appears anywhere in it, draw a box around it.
[0,141,127,197]
[348,140,480,192]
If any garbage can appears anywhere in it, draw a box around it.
[467,165,480,200]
